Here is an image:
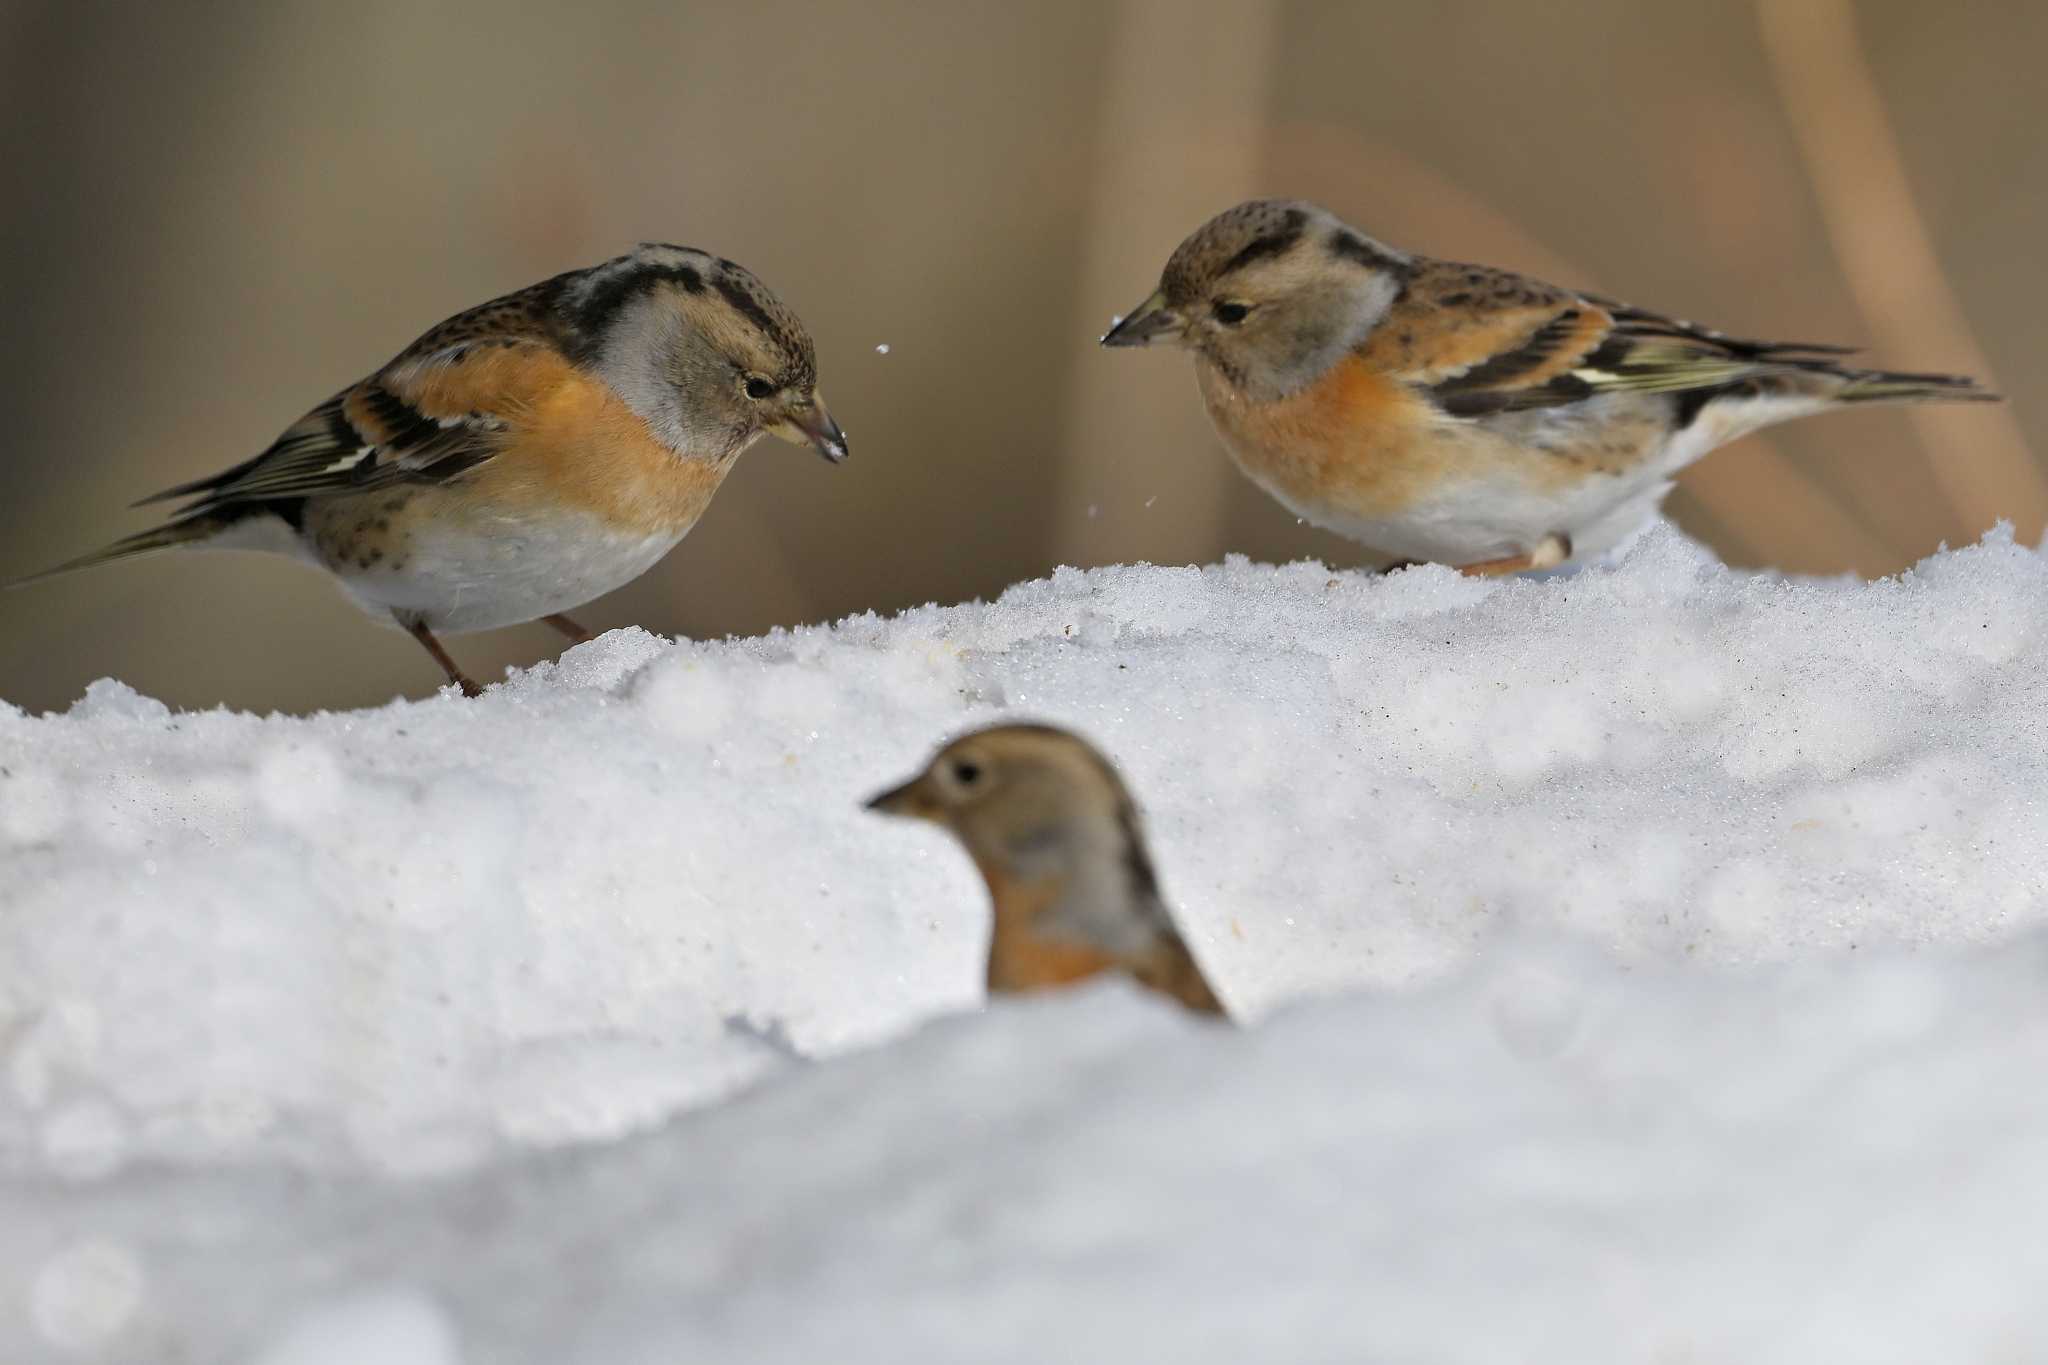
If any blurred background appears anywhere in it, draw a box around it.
[3,0,2042,713]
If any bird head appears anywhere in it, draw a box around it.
[1101,198,1411,400]
[865,722,1160,912]
[567,244,847,465]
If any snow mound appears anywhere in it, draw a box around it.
[5,523,2048,1360]
[16,951,2048,1364]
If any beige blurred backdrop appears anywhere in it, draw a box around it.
[3,0,2042,714]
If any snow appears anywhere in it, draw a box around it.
[246,1289,460,1365]
[5,522,2048,1361]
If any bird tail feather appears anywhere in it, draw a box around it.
[1835,367,2000,405]
[5,514,227,589]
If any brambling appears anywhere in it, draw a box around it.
[1102,199,1997,574]
[16,244,847,695]
[867,723,1227,1018]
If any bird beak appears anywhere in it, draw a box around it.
[1099,290,1183,347]
[774,394,849,464]
[864,773,933,819]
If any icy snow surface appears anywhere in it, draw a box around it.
[5,523,2048,1361]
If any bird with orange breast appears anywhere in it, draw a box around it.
[15,244,847,695]
[867,723,1228,1018]
[1102,199,1995,575]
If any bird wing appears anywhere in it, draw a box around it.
[136,282,573,512]
[1364,260,1864,420]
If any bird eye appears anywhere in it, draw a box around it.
[950,760,982,786]
[1212,301,1250,325]
[744,375,775,400]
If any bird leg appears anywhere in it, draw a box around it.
[400,616,484,697]
[1456,533,1572,578]
[542,613,595,644]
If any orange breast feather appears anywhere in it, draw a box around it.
[980,871,1125,994]
[397,346,727,537]
[1200,352,1457,519]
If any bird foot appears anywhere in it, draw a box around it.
[1456,533,1572,577]
[401,616,486,698]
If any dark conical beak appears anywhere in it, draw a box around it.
[775,394,849,464]
[864,779,912,814]
[864,773,933,818]
[1099,290,1183,347]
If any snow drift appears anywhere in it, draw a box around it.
[4,523,2047,1362]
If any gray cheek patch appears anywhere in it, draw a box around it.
[1001,823,1069,877]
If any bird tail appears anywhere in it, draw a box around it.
[5,513,229,589]
[1833,367,2000,406]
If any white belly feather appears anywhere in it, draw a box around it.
[329,512,686,635]
[1248,389,1831,568]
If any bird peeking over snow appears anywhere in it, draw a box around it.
[11,244,847,697]
[867,723,1228,1018]
[1102,198,1998,575]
